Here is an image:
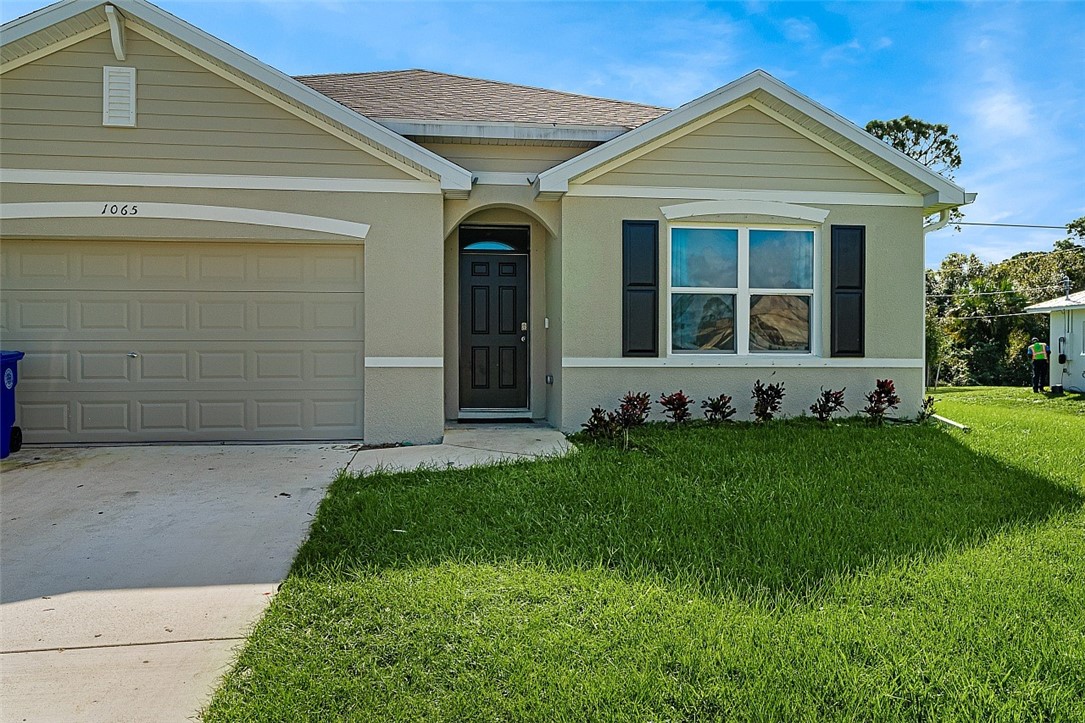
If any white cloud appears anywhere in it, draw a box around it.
[970,89,1036,138]
[781,17,817,43]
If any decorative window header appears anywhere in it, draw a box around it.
[660,199,829,224]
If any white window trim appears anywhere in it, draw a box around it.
[666,223,819,358]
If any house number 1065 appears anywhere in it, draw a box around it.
[101,203,138,216]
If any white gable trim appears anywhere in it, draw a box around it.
[0,201,371,239]
[661,200,830,223]
[0,0,473,195]
[2,168,441,194]
[0,23,108,73]
[537,70,968,206]
[567,185,925,208]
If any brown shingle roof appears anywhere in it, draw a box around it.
[294,69,668,129]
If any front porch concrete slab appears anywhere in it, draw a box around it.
[345,422,571,475]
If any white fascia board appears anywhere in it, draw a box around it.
[373,118,629,143]
[0,0,89,42]
[538,69,970,206]
[1025,301,1085,312]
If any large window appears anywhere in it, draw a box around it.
[669,226,815,354]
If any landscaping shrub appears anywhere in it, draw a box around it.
[701,394,737,423]
[917,395,936,422]
[658,391,693,423]
[752,380,785,422]
[863,379,902,424]
[615,392,652,428]
[581,407,621,439]
[809,388,847,423]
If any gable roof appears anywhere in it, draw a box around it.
[0,0,473,196]
[296,69,668,129]
[1026,289,1085,312]
[536,70,973,211]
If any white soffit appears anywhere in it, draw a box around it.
[660,200,830,223]
[537,70,970,207]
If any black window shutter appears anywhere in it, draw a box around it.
[831,225,865,357]
[622,220,659,357]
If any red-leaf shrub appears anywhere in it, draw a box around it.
[616,392,651,429]
[702,394,737,423]
[659,391,693,423]
[809,388,847,422]
[752,380,785,423]
[581,407,621,439]
[863,379,902,424]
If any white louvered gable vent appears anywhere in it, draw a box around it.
[102,66,136,127]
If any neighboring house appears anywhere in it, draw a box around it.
[0,0,973,445]
[1026,291,1085,393]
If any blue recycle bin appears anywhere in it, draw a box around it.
[1,350,25,459]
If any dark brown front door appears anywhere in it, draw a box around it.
[459,252,529,409]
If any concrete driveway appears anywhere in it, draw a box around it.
[0,444,356,722]
[0,426,570,721]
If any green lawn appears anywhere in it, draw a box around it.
[205,388,1085,721]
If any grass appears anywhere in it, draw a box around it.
[205,388,1085,721]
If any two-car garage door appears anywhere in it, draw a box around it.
[0,240,364,443]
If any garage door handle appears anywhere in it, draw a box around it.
[126,352,140,358]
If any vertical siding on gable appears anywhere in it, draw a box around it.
[585,106,900,194]
[0,32,417,180]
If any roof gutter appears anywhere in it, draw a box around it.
[923,209,951,235]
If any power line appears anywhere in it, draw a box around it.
[926,285,1061,298]
[956,222,1067,230]
[945,311,1042,320]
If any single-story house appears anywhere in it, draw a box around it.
[1026,290,1085,393]
[0,0,973,445]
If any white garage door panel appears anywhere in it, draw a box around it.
[0,241,363,292]
[2,291,363,341]
[13,341,361,391]
[1,240,364,443]
[19,392,362,443]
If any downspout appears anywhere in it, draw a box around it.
[923,209,950,235]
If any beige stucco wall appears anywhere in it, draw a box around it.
[560,367,924,431]
[555,194,926,430]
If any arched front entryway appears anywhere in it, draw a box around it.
[443,205,555,422]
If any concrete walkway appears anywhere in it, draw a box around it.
[0,425,569,722]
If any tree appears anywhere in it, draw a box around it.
[864,116,962,179]
[865,115,964,228]
[1055,216,1085,252]
[1066,216,1085,243]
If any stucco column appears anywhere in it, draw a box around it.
[363,195,445,444]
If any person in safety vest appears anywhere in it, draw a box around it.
[1026,337,1051,393]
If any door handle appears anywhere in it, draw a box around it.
[520,336,527,342]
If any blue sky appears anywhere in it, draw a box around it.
[4,0,1083,268]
